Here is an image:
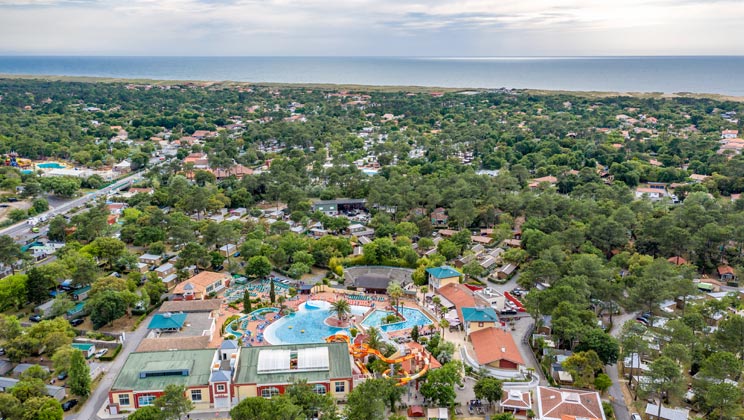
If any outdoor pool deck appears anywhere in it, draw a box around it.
[213,287,439,348]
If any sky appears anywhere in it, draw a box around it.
[0,0,743,56]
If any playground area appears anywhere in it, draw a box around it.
[222,278,292,303]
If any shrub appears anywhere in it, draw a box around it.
[98,344,122,361]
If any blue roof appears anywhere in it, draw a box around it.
[148,313,188,330]
[72,343,94,351]
[426,266,461,279]
[72,286,91,297]
[461,307,499,322]
[67,302,85,315]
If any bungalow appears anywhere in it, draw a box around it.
[0,377,65,401]
[12,364,50,378]
[72,342,97,358]
[172,271,230,300]
[155,263,176,279]
[497,264,517,280]
[347,224,375,237]
[219,244,237,257]
[469,327,524,371]
[645,404,689,420]
[426,266,461,289]
[430,208,448,227]
[718,265,737,282]
[139,254,162,266]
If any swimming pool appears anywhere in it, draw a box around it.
[263,301,433,344]
[263,301,368,344]
[37,162,64,169]
[361,307,433,332]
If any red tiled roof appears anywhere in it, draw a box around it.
[469,327,524,366]
[537,386,604,420]
[718,265,735,276]
[667,256,687,265]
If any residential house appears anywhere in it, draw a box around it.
[347,224,375,238]
[219,244,237,257]
[0,377,65,401]
[635,187,665,201]
[172,271,230,300]
[535,386,606,420]
[722,129,739,139]
[469,327,524,371]
[500,389,532,418]
[528,176,558,189]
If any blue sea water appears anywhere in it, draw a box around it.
[0,56,743,95]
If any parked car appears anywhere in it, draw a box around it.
[69,318,84,327]
[29,314,42,322]
[0,347,5,355]
[57,371,68,380]
[94,348,109,359]
[636,317,649,326]
[62,399,78,411]
[631,414,642,420]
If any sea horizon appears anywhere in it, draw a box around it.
[1,55,743,95]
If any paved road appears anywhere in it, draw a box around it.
[606,311,638,420]
[65,313,154,420]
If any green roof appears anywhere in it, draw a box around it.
[67,302,85,315]
[235,342,352,385]
[112,349,215,391]
[71,286,91,297]
[426,266,461,279]
[148,313,188,330]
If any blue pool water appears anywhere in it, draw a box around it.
[37,162,64,169]
[264,301,433,344]
[21,170,32,174]
[361,307,433,333]
[263,301,368,344]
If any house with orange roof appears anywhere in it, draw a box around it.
[468,327,524,371]
[500,389,532,418]
[717,265,736,282]
[722,129,739,139]
[172,271,231,300]
[528,176,558,189]
[535,386,606,420]
[667,256,687,266]
[211,164,254,180]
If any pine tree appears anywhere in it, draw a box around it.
[269,279,276,304]
[68,349,91,397]
[243,290,252,314]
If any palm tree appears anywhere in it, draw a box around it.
[387,281,404,313]
[365,327,383,351]
[330,299,351,323]
[440,318,450,336]
[419,286,428,305]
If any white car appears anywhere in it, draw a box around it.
[94,349,109,359]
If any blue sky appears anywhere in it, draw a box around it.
[0,0,742,56]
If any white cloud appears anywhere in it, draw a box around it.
[0,0,742,55]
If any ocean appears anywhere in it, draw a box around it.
[0,56,743,96]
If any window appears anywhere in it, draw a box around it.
[138,395,155,406]
[261,387,280,398]
[191,390,202,402]
[216,384,226,393]
[478,322,484,327]
[313,384,327,395]
[335,381,345,393]
[118,394,130,406]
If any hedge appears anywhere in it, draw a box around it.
[99,343,122,361]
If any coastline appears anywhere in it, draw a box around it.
[1,73,743,102]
